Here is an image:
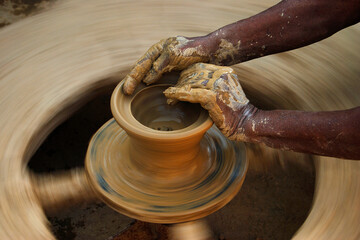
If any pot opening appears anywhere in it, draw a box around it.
[131,85,201,131]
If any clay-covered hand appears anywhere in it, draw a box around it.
[164,63,258,141]
[123,36,211,95]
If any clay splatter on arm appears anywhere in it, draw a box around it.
[205,0,360,65]
[123,0,359,94]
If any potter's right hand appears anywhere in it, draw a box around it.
[164,63,258,142]
[123,36,211,95]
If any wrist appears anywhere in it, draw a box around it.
[242,104,262,143]
[186,35,221,62]
[223,103,259,142]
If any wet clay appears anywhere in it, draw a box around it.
[85,80,248,223]
[164,63,253,142]
[123,36,210,95]
[211,39,241,65]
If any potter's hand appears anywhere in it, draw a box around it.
[164,63,258,141]
[123,36,211,95]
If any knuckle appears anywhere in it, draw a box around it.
[152,62,162,72]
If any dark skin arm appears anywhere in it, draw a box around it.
[124,0,360,159]
[203,0,360,65]
[123,0,360,93]
[241,106,360,159]
[164,64,360,160]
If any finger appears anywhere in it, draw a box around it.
[143,52,170,85]
[166,98,179,105]
[180,63,232,85]
[178,70,214,90]
[164,86,213,106]
[123,40,165,95]
[164,86,220,125]
[164,85,191,105]
[179,63,206,79]
[180,63,218,77]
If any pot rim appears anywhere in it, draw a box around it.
[111,81,213,141]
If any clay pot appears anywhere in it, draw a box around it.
[85,80,247,223]
[111,83,213,180]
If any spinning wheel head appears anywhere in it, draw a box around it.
[85,80,248,223]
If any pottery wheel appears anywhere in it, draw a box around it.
[85,119,247,223]
[1,0,359,239]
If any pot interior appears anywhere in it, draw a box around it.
[131,85,201,131]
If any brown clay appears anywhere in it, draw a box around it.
[115,84,212,180]
[123,37,210,95]
[164,63,252,142]
[85,79,248,223]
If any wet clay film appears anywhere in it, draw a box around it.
[131,85,201,131]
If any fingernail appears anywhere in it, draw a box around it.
[166,98,178,105]
[123,76,135,95]
[143,76,153,85]
[143,71,156,84]
[123,86,133,95]
[164,87,176,94]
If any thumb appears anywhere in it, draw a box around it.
[164,87,213,106]
[164,87,225,129]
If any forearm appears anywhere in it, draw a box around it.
[241,106,360,160]
[195,0,360,65]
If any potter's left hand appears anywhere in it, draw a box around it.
[122,36,212,95]
[164,63,258,141]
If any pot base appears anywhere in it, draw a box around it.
[86,119,247,224]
